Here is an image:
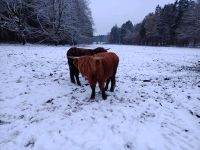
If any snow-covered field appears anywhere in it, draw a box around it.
[0,44,200,150]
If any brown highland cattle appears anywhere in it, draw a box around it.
[67,47,108,85]
[73,52,119,100]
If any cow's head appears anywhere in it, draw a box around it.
[94,47,110,54]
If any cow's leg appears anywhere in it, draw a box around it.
[104,79,110,91]
[110,76,116,92]
[74,69,81,86]
[91,86,96,99]
[99,81,107,100]
[102,89,107,100]
[76,74,81,86]
[68,60,75,84]
[89,79,97,99]
[69,67,75,84]
[110,65,118,92]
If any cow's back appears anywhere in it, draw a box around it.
[67,47,108,57]
[67,47,93,57]
[94,52,119,78]
[94,52,119,66]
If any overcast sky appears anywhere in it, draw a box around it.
[90,0,176,35]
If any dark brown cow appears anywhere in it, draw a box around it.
[67,47,108,85]
[73,52,119,100]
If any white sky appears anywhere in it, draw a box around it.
[90,0,176,35]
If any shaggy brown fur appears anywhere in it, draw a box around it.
[73,52,119,100]
[66,47,108,85]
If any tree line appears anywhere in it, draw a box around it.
[93,35,108,44]
[108,0,200,47]
[0,0,93,45]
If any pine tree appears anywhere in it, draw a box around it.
[144,13,158,45]
[120,20,134,44]
[109,25,120,44]
[131,23,142,44]
[155,5,162,45]
[159,4,177,45]
[176,0,199,46]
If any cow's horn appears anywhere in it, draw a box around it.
[105,48,110,50]
[67,56,80,59]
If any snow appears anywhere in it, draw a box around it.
[0,44,200,150]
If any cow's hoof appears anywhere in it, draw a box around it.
[110,89,114,92]
[90,96,95,99]
[102,95,107,100]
